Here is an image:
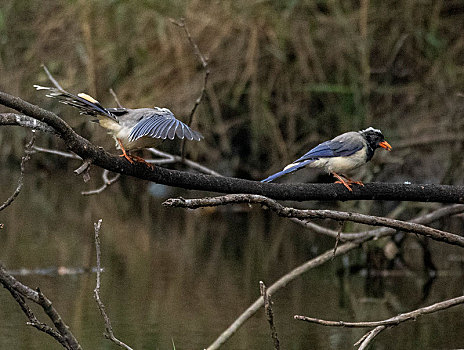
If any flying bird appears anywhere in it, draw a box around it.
[34,84,203,164]
[261,127,392,191]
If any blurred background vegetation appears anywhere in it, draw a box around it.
[1,2,464,348]
[1,0,463,184]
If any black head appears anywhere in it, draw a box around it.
[359,127,392,160]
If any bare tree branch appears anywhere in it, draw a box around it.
[0,132,35,212]
[81,170,121,196]
[0,113,58,134]
[259,281,280,350]
[291,204,464,241]
[2,280,68,347]
[295,295,464,348]
[163,194,464,247]
[0,265,82,349]
[194,201,463,350]
[294,294,464,327]
[93,219,134,350]
[2,91,464,203]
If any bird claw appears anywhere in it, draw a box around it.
[119,153,154,169]
[332,173,364,192]
[334,180,353,192]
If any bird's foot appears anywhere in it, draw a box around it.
[119,153,153,169]
[117,138,153,168]
[331,172,364,192]
[344,177,364,187]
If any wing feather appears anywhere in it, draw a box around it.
[128,109,203,142]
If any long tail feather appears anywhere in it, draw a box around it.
[261,159,314,183]
[34,85,117,121]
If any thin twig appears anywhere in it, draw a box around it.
[0,132,35,212]
[291,203,464,241]
[109,88,123,108]
[81,170,121,196]
[93,219,134,350]
[357,326,386,350]
[295,294,464,348]
[332,222,343,259]
[147,148,221,176]
[294,294,464,327]
[170,18,210,160]
[259,281,280,350]
[33,145,82,159]
[163,194,464,247]
[42,65,65,91]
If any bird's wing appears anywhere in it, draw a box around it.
[34,85,117,121]
[128,108,203,142]
[293,136,364,163]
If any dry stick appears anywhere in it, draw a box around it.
[93,219,134,350]
[32,145,82,160]
[206,241,362,350]
[2,91,464,203]
[147,148,222,176]
[291,203,464,241]
[0,265,82,350]
[356,326,386,350]
[81,170,121,196]
[294,294,464,328]
[170,17,210,160]
[332,221,343,258]
[164,199,464,350]
[1,277,68,348]
[259,281,280,350]
[109,88,123,108]
[163,194,464,248]
[0,132,35,212]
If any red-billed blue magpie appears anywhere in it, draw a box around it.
[34,85,203,164]
[261,127,392,191]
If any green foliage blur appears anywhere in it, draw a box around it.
[1,0,463,183]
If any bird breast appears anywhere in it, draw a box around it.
[311,147,368,173]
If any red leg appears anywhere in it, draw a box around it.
[117,139,153,168]
[117,138,134,164]
[332,172,353,191]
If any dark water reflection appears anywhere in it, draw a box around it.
[1,168,463,349]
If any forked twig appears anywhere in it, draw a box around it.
[259,281,280,350]
[93,219,134,350]
[0,264,82,349]
[0,132,36,212]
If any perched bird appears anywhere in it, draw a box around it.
[261,127,392,191]
[34,85,203,164]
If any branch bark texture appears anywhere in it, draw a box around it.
[1,92,464,203]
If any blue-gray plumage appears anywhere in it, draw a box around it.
[261,128,392,191]
[34,85,203,163]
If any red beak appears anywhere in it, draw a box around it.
[379,141,392,151]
